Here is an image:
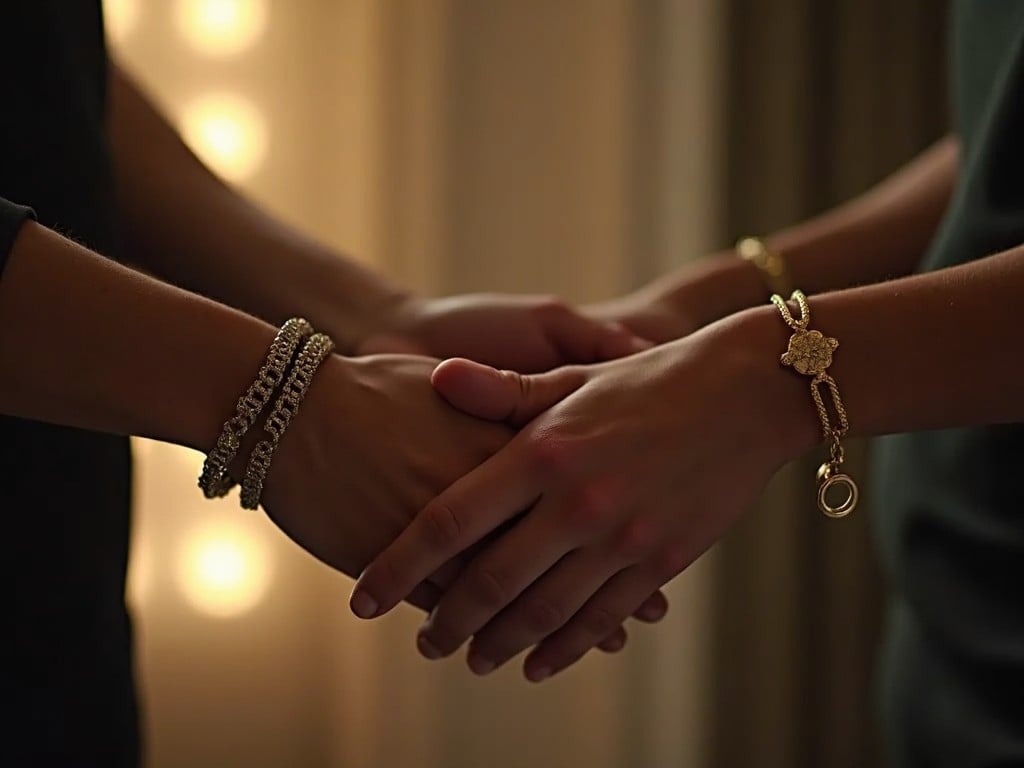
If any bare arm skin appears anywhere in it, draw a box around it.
[354,243,1023,680]
[108,64,647,369]
[592,136,959,339]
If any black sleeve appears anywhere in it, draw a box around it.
[0,197,36,279]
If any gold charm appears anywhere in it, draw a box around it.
[816,462,858,518]
[771,289,856,519]
[780,329,839,377]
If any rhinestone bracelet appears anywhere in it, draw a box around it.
[240,332,335,510]
[198,317,314,498]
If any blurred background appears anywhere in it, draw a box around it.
[107,1,948,766]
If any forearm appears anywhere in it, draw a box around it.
[108,64,404,353]
[726,243,1024,460]
[0,220,276,451]
[651,136,959,328]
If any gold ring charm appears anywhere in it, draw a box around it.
[816,463,858,518]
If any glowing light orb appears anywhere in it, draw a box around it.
[177,519,273,617]
[181,94,268,182]
[177,0,267,57]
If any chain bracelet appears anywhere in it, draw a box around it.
[771,290,858,518]
[737,236,794,297]
[198,317,314,499]
[240,332,335,511]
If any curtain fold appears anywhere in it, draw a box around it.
[711,2,949,767]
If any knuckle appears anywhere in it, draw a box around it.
[533,295,569,317]
[529,434,578,478]
[422,501,462,549]
[523,597,567,635]
[562,485,615,531]
[578,606,618,639]
[613,519,656,561]
[465,564,508,608]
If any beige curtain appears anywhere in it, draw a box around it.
[710,2,950,767]
[117,1,724,766]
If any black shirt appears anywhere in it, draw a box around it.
[1,3,138,765]
[873,2,1024,766]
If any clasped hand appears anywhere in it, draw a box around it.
[347,313,797,682]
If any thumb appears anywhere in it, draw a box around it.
[431,358,586,426]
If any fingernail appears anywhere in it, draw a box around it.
[349,589,379,619]
[527,666,551,683]
[467,653,496,676]
[417,634,443,660]
[642,603,666,621]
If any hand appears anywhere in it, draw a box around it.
[357,293,652,373]
[256,353,663,648]
[350,310,818,679]
[252,353,508,609]
[584,290,696,345]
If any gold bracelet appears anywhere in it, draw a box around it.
[770,289,858,518]
[198,317,314,499]
[240,332,335,510]
[737,236,793,297]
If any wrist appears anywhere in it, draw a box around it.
[711,304,822,465]
[276,244,413,355]
[650,251,768,331]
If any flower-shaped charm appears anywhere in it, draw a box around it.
[780,329,838,376]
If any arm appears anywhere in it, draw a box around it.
[0,219,500,600]
[108,65,647,371]
[591,136,959,340]
[0,218,660,641]
[352,244,1023,679]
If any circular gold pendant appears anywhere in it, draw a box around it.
[817,472,858,518]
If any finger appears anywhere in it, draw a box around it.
[631,590,669,623]
[541,304,653,363]
[464,547,626,674]
[427,558,465,591]
[349,439,541,620]
[431,358,586,426]
[405,582,442,613]
[416,495,594,660]
[523,564,665,682]
[596,626,628,653]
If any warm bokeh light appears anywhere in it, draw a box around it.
[104,0,139,44]
[181,94,268,182]
[177,518,273,617]
[177,0,268,57]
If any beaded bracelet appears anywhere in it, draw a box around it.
[240,332,335,510]
[198,317,314,499]
[771,289,858,518]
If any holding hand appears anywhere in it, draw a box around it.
[257,352,663,647]
[357,293,652,373]
[351,311,818,679]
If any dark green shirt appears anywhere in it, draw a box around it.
[873,3,1024,766]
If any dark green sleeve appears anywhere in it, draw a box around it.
[0,196,36,278]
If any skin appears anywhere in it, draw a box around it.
[108,65,650,370]
[0,221,665,646]
[352,137,1024,681]
[1,62,664,647]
